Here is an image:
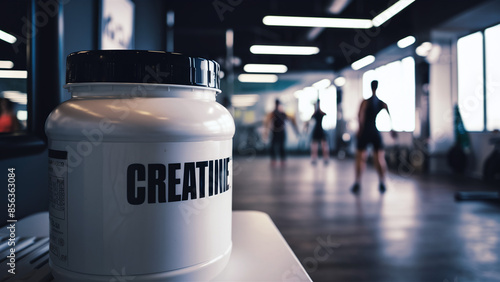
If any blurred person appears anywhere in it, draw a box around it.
[263,99,299,166]
[352,80,396,193]
[0,98,21,133]
[304,100,329,165]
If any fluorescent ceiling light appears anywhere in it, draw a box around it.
[17,110,27,120]
[243,64,288,73]
[372,0,415,27]
[334,76,346,87]
[250,45,319,55]
[238,74,278,83]
[0,70,27,79]
[0,30,17,44]
[0,60,14,69]
[351,55,375,70]
[261,0,414,32]
[231,94,260,108]
[312,79,331,89]
[263,15,373,29]
[2,91,27,105]
[416,42,433,57]
[397,36,416,48]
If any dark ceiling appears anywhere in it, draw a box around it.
[0,0,28,71]
[0,0,491,75]
[170,0,489,73]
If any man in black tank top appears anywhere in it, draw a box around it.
[264,99,299,166]
[352,80,396,193]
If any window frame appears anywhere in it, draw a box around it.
[0,0,61,160]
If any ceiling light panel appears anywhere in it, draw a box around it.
[238,74,278,83]
[243,64,288,73]
[351,55,375,70]
[334,77,346,87]
[250,45,320,55]
[397,36,416,48]
[0,70,27,79]
[263,15,373,29]
[372,0,415,27]
[0,61,14,69]
[0,30,17,44]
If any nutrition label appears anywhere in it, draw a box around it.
[48,150,68,266]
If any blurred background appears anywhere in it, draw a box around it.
[1,0,499,281]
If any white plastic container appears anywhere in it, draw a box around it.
[45,50,235,282]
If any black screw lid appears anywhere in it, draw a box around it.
[66,50,220,89]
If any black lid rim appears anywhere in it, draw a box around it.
[64,82,222,93]
[65,50,221,90]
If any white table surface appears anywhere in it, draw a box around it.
[1,211,311,282]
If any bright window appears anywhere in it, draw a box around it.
[457,31,484,131]
[297,87,317,122]
[319,86,337,130]
[297,85,337,130]
[485,23,500,131]
[362,56,415,132]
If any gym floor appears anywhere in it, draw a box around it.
[232,156,500,282]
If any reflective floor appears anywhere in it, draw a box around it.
[232,156,500,282]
